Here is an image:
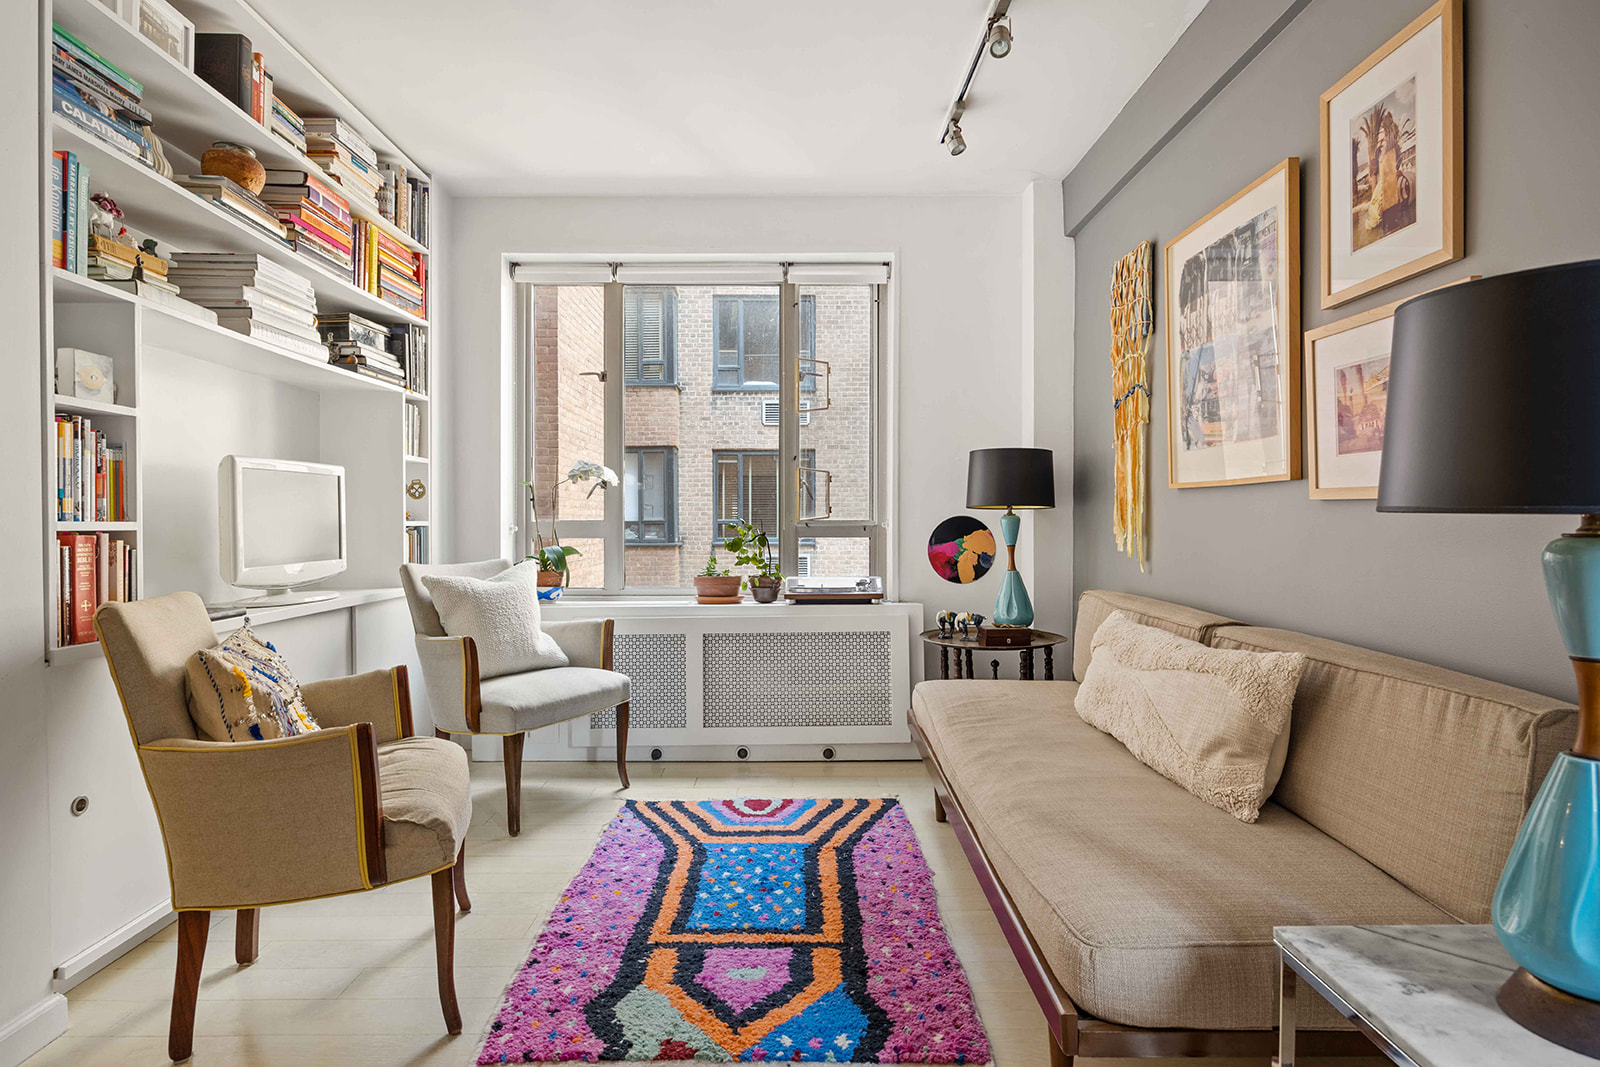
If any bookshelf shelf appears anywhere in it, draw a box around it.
[54,395,138,418]
[52,0,429,255]
[405,520,430,527]
[404,454,429,464]
[49,640,107,666]
[57,521,140,532]
[51,120,426,327]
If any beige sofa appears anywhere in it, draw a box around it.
[910,589,1577,1065]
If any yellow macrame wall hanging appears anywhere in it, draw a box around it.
[1110,241,1153,571]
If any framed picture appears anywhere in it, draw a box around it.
[127,0,195,70]
[1320,0,1462,308]
[1304,275,1477,499]
[1165,158,1301,489]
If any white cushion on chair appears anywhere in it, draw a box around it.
[478,667,631,734]
[420,560,568,679]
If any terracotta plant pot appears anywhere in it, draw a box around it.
[537,570,564,588]
[749,577,781,604]
[201,141,266,195]
[694,575,742,604]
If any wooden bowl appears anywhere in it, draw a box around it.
[201,141,266,195]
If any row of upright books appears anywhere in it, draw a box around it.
[391,323,429,395]
[56,533,137,647]
[378,161,429,246]
[351,218,427,316]
[50,24,154,168]
[54,415,129,523]
[404,402,425,456]
[405,525,428,565]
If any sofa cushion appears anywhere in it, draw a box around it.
[478,666,631,734]
[1072,590,1238,682]
[912,679,1452,1030]
[378,737,471,880]
[1076,612,1303,822]
[1211,625,1576,924]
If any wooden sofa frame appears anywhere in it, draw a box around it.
[910,714,1378,1065]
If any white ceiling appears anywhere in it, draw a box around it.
[251,0,1206,197]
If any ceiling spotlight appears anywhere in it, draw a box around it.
[947,124,966,156]
[987,16,1012,59]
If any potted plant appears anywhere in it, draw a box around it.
[694,554,741,604]
[524,460,618,599]
[724,520,784,603]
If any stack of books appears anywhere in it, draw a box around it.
[176,175,289,242]
[389,323,428,394]
[166,254,325,360]
[317,312,405,385]
[260,169,352,276]
[270,94,306,153]
[304,117,382,216]
[405,525,428,565]
[352,220,426,316]
[404,402,424,455]
[55,414,128,523]
[86,237,218,323]
[56,532,137,647]
[377,163,430,244]
[51,149,88,273]
[51,24,154,167]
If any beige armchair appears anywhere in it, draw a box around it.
[94,593,473,1062]
[399,559,630,836]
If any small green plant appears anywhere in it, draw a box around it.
[535,544,581,575]
[699,553,730,577]
[723,520,782,585]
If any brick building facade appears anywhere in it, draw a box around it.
[531,284,873,590]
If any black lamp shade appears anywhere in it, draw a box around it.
[1378,260,1600,514]
[966,448,1055,509]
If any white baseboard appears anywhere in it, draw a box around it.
[51,901,176,994]
[0,994,67,1067]
[469,736,920,763]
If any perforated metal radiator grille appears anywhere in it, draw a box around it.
[702,631,893,728]
[590,633,687,730]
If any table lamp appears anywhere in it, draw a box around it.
[1378,260,1600,1056]
[966,448,1055,627]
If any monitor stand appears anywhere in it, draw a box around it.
[209,587,340,611]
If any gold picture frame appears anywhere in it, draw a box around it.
[1165,158,1301,489]
[1320,0,1463,309]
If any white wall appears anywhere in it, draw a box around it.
[444,191,1072,672]
[0,5,67,1063]
[1025,184,1076,640]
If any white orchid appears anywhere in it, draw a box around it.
[565,460,620,497]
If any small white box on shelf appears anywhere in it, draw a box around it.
[56,348,117,403]
[126,0,194,70]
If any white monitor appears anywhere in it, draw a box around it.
[217,456,346,607]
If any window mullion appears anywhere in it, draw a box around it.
[603,282,625,592]
[778,281,800,576]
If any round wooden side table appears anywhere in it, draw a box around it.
[919,629,1068,681]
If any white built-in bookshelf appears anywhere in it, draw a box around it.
[41,0,433,664]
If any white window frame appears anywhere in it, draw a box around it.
[516,261,893,597]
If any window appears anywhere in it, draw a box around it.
[713,450,816,543]
[714,295,815,390]
[624,288,676,385]
[624,447,677,543]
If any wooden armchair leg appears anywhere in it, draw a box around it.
[170,911,210,1062]
[933,791,947,823]
[503,732,525,837]
[452,842,471,913]
[431,867,463,1034]
[1048,1027,1072,1067]
[615,702,630,789]
[234,908,259,965]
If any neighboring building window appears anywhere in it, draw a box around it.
[713,449,816,541]
[624,447,677,543]
[713,296,815,390]
[624,288,676,385]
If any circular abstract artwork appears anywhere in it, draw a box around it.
[927,515,997,584]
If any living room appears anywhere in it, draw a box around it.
[3,1,1599,1065]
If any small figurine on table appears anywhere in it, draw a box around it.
[937,610,956,639]
[954,612,986,639]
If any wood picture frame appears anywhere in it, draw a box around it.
[1320,0,1463,309]
[1165,158,1301,489]
[1305,274,1478,499]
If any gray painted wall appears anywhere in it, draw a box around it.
[1067,0,1600,701]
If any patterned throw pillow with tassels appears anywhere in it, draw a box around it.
[184,625,320,743]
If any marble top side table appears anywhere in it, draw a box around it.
[1274,925,1597,1067]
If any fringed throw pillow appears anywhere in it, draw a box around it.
[186,625,320,743]
[1075,611,1303,822]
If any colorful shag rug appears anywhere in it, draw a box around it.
[477,798,989,1063]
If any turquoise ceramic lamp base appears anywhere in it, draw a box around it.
[1490,516,1600,1055]
[991,509,1034,628]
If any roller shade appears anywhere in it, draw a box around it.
[615,263,785,285]
[785,263,890,285]
[510,264,614,284]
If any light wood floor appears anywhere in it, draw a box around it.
[26,760,1277,1067]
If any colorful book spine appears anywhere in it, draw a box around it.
[52,24,143,99]
[62,152,78,274]
[50,152,65,269]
